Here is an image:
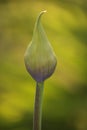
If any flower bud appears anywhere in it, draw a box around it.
[24,11,57,82]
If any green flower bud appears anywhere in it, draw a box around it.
[24,11,57,82]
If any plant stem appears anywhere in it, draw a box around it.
[33,82,44,130]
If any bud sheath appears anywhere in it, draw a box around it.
[24,11,57,82]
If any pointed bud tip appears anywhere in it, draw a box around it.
[39,10,47,18]
[41,10,47,13]
[42,10,47,13]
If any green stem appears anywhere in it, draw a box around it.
[33,82,44,130]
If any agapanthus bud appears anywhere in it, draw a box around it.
[24,11,57,82]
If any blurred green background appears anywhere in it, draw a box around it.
[0,0,87,130]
